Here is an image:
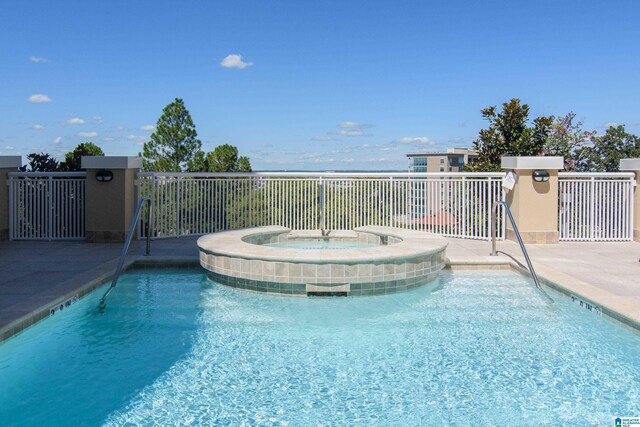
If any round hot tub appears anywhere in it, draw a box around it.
[197,226,448,297]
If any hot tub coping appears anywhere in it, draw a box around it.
[197,225,449,264]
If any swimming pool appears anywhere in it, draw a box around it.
[0,269,638,425]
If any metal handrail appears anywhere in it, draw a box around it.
[98,197,153,310]
[491,201,553,301]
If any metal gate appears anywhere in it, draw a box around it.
[558,172,635,241]
[8,172,86,240]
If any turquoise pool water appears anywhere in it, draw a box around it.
[265,239,377,249]
[0,269,639,426]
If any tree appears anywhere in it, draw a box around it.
[577,125,640,172]
[468,98,554,171]
[59,142,104,171]
[140,98,202,171]
[188,144,253,172]
[542,112,596,171]
[207,144,249,172]
[25,153,59,172]
[237,155,252,172]
[186,150,207,172]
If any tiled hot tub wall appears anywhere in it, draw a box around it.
[201,230,445,296]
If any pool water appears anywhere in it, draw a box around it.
[265,239,377,249]
[1,269,639,426]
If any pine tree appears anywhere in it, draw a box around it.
[140,98,202,171]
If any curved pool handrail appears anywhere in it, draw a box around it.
[98,197,153,310]
[491,200,553,302]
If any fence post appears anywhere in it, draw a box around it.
[589,176,595,241]
[248,177,252,228]
[620,158,640,242]
[319,177,324,230]
[461,176,467,238]
[82,156,142,242]
[501,156,564,244]
[390,176,394,228]
[47,174,53,241]
[0,156,21,241]
[176,176,181,237]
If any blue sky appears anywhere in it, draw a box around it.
[1,0,639,170]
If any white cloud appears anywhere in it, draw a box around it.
[93,116,104,123]
[53,137,62,145]
[331,129,364,137]
[126,135,146,142]
[102,137,115,142]
[330,147,352,154]
[324,121,373,137]
[78,132,97,138]
[311,136,336,142]
[67,117,85,125]
[30,56,48,63]
[28,94,52,103]
[337,121,373,129]
[4,146,15,150]
[220,54,253,69]
[140,125,156,131]
[116,125,126,131]
[604,122,619,128]
[31,124,44,130]
[394,137,433,145]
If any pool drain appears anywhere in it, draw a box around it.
[307,291,349,297]
[306,283,350,297]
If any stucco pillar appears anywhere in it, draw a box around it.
[82,156,142,242]
[0,156,21,240]
[620,158,640,242]
[501,156,564,244]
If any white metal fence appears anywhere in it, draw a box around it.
[6,170,635,242]
[8,172,86,240]
[558,172,635,241]
[137,172,506,240]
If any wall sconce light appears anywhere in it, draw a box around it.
[532,170,550,183]
[95,169,113,182]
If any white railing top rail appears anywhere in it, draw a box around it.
[138,171,506,179]
[8,171,630,179]
[558,172,635,178]
[8,171,87,178]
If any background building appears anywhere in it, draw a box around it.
[407,148,478,172]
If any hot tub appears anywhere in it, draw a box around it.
[197,225,448,296]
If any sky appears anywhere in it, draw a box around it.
[1,0,639,171]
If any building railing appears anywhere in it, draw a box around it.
[558,172,635,241]
[5,170,634,243]
[8,172,87,240]
[137,172,506,241]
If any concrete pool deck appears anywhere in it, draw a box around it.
[0,235,639,341]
